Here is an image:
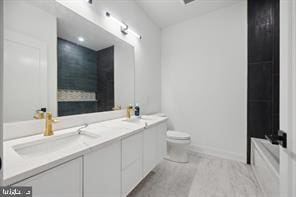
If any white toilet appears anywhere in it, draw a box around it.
[166,130,191,163]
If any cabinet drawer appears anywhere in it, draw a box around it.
[122,132,143,169]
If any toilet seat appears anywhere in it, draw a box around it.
[166,138,191,144]
[167,130,191,140]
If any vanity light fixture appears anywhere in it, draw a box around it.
[106,12,142,39]
[106,12,128,30]
[78,37,85,42]
[126,29,142,40]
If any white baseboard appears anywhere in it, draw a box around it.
[188,144,246,163]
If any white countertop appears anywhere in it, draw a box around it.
[4,115,168,185]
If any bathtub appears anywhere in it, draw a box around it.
[251,138,279,197]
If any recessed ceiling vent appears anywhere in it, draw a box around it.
[182,0,195,5]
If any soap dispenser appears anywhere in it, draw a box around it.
[135,103,140,118]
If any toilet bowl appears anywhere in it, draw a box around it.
[166,130,191,163]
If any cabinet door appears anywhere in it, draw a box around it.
[122,159,142,196]
[143,122,168,177]
[15,158,83,197]
[84,142,121,197]
[143,127,157,176]
[156,122,168,163]
[121,132,143,169]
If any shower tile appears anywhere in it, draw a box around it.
[248,63,272,100]
[248,101,272,136]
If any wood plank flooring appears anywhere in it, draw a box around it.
[128,152,263,197]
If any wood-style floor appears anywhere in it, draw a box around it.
[128,152,263,197]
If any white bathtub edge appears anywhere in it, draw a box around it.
[251,138,280,178]
[251,138,280,197]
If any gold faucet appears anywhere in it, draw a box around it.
[44,112,59,136]
[126,104,133,119]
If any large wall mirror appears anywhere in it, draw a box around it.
[3,1,135,123]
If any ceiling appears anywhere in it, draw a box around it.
[135,0,243,28]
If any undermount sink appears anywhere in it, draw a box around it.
[13,131,100,159]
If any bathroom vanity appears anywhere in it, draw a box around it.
[4,115,167,197]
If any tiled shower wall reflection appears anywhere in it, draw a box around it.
[57,38,114,116]
[58,89,97,102]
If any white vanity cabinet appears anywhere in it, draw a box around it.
[15,157,83,197]
[84,141,121,197]
[9,120,168,197]
[121,132,143,196]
